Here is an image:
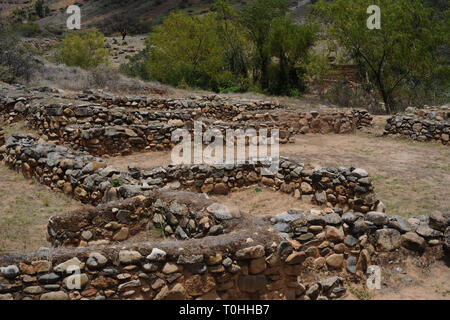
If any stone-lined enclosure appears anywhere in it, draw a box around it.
[0,195,448,300]
[1,134,378,211]
[1,91,372,156]
[1,85,449,301]
[0,131,449,300]
[384,107,450,145]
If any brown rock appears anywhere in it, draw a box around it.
[326,254,344,269]
[285,251,306,265]
[249,258,266,274]
[201,184,214,194]
[356,249,371,272]
[113,227,129,241]
[401,232,426,252]
[325,226,344,242]
[261,177,275,186]
[214,183,229,195]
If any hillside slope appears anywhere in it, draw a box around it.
[1,0,313,33]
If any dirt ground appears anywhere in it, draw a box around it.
[1,114,449,300]
[0,164,82,254]
[106,120,449,218]
[210,187,318,216]
[344,259,450,300]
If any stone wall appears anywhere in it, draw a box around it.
[0,207,448,300]
[1,134,379,212]
[46,190,237,247]
[0,127,4,146]
[406,106,450,122]
[384,115,449,145]
[1,93,373,155]
[2,102,371,155]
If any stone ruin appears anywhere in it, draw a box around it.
[0,86,449,300]
[384,105,449,145]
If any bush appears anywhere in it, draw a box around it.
[13,23,42,37]
[0,32,35,83]
[143,12,234,92]
[58,30,110,70]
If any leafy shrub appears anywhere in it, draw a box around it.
[0,32,35,83]
[57,30,110,70]
[13,23,42,37]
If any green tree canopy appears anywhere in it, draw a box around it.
[58,30,110,70]
[312,0,449,112]
[144,12,229,91]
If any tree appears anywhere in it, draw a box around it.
[240,0,288,90]
[144,12,228,91]
[267,16,318,95]
[213,0,249,78]
[35,0,48,19]
[58,30,110,69]
[312,0,449,112]
[0,26,35,83]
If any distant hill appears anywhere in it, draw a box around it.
[1,0,314,34]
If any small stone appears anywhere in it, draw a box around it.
[177,255,203,265]
[86,252,108,269]
[326,254,344,269]
[54,257,83,273]
[352,168,368,178]
[40,291,69,300]
[325,226,344,242]
[154,283,187,300]
[23,286,43,294]
[416,225,443,239]
[376,228,402,251]
[401,232,426,252]
[1,265,19,279]
[306,283,320,300]
[222,257,233,268]
[119,250,142,265]
[162,263,179,274]
[146,248,167,262]
[285,251,306,265]
[37,273,60,284]
[429,211,447,231]
[365,212,389,226]
[235,245,265,260]
[346,256,357,274]
[113,227,129,241]
[118,280,141,292]
[344,235,358,247]
[207,203,233,220]
[81,230,93,241]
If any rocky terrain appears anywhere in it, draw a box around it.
[0,83,449,300]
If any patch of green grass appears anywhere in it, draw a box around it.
[154,222,168,239]
[42,198,50,207]
[110,178,123,187]
[347,284,374,300]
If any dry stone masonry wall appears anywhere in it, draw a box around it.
[1,88,373,156]
[384,115,449,145]
[384,106,450,145]
[46,190,237,247]
[0,204,448,300]
[1,134,379,213]
[2,85,448,301]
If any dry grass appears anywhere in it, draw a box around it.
[0,164,82,254]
